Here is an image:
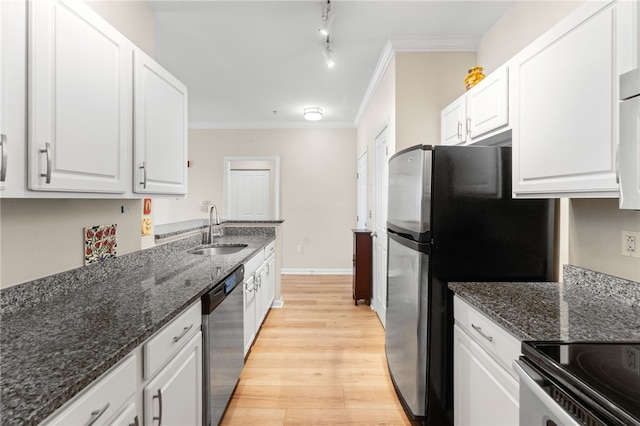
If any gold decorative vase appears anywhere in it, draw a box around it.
[464,66,485,90]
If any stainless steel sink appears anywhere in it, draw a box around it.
[188,244,248,256]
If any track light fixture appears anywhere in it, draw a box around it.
[319,0,334,37]
[323,36,336,68]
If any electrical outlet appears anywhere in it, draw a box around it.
[297,245,303,253]
[622,231,640,258]
[622,345,640,375]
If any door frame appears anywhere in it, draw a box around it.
[223,156,280,220]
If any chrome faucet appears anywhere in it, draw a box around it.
[206,204,223,244]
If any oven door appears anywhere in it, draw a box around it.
[513,360,581,426]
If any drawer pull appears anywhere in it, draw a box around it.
[85,402,110,426]
[40,143,52,184]
[129,415,140,426]
[153,389,163,425]
[0,133,7,182]
[172,324,193,343]
[471,323,493,342]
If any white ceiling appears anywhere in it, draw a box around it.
[149,1,514,128]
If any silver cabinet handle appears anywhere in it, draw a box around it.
[471,324,493,342]
[0,134,7,182]
[615,142,620,184]
[456,121,462,141]
[128,415,139,426]
[245,281,254,293]
[40,142,51,184]
[85,402,110,426]
[173,324,193,343]
[139,161,147,189]
[370,232,377,238]
[153,389,163,426]
[466,118,472,137]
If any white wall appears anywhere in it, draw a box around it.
[0,1,155,289]
[156,128,357,272]
[477,0,640,282]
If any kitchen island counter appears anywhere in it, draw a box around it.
[0,227,275,425]
[448,265,640,342]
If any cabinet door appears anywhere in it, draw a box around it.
[133,49,187,195]
[511,0,637,198]
[243,275,256,356]
[441,96,467,145]
[467,66,508,140]
[28,0,130,193]
[0,0,26,196]
[265,255,275,310]
[453,325,519,426]
[144,332,202,426]
[256,266,269,326]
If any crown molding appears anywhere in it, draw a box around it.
[353,36,479,127]
[189,121,356,130]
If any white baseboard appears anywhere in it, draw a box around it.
[271,298,284,308]
[281,268,352,275]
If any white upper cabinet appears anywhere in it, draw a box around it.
[28,0,131,193]
[466,67,509,140]
[0,0,27,197]
[511,0,638,198]
[133,49,188,195]
[441,97,467,146]
[440,66,509,146]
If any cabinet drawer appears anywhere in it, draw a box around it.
[454,296,521,379]
[144,301,201,379]
[45,355,136,425]
[264,241,275,260]
[244,250,264,277]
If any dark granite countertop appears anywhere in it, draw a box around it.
[154,219,284,241]
[0,227,275,425]
[448,265,640,342]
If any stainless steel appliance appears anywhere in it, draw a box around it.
[385,145,554,424]
[514,342,640,426]
[619,67,640,210]
[202,265,244,426]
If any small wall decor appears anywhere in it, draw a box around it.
[84,224,117,265]
[143,198,152,215]
[142,217,152,237]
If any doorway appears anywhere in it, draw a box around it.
[223,156,280,220]
[372,125,389,327]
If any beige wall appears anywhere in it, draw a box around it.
[85,0,155,56]
[477,0,584,74]
[0,1,155,289]
[478,0,640,282]
[569,200,640,282]
[158,128,357,272]
[395,52,477,151]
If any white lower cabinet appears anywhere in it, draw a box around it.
[143,332,202,426]
[453,297,520,426]
[42,301,202,426]
[243,243,276,357]
[43,355,137,426]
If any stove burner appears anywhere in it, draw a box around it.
[576,349,640,403]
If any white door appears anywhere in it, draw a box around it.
[29,0,130,193]
[373,126,389,327]
[356,152,368,229]
[441,96,467,146]
[229,170,270,220]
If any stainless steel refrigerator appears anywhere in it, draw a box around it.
[385,145,554,425]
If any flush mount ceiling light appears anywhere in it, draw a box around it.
[304,107,323,121]
[323,36,336,68]
[319,0,334,37]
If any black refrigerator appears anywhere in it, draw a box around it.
[385,145,554,425]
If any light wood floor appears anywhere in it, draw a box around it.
[221,274,412,425]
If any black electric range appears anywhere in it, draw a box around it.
[519,341,640,426]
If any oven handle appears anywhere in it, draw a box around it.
[513,360,581,426]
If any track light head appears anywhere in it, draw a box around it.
[318,0,334,36]
[323,36,336,68]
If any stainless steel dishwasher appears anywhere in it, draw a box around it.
[202,265,244,426]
